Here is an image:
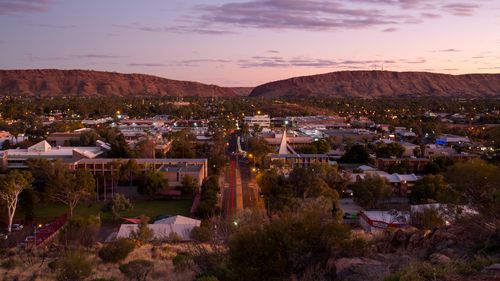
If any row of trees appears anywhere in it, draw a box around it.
[257,164,347,218]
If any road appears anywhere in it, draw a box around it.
[222,133,263,219]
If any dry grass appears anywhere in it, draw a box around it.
[0,243,197,281]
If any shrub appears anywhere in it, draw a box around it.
[190,226,213,243]
[59,215,101,248]
[411,208,445,230]
[119,259,154,281]
[98,238,135,263]
[0,258,18,270]
[57,251,93,281]
[48,260,58,271]
[194,276,219,281]
[172,253,191,272]
[130,215,153,244]
[383,261,457,281]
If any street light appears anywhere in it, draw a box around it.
[34,224,42,247]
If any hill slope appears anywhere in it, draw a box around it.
[249,71,500,98]
[0,69,236,97]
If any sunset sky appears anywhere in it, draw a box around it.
[1,0,500,86]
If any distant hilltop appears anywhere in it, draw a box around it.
[249,71,500,98]
[0,69,236,97]
[3,69,500,98]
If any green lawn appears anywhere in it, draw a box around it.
[17,199,192,223]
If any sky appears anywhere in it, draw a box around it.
[1,0,500,86]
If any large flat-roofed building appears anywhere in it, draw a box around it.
[0,140,110,169]
[70,158,208,180]
[46,128,94,146]
[70,158,208,190]
[244,115,271,128]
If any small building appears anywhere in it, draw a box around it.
[359,210,410,233]
[116,215,201,241]
[46,128,94,146]
[374,157,429,173]
[436,134,470,146]
[159,164,205,188]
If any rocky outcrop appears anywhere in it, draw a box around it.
[249,71,500,98]
[0,69,236,97]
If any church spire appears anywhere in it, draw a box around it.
[278,127,288,155]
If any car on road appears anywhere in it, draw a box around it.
[12,224,23,231]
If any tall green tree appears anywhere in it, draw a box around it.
[0,170,33,232]
[352,175,392,209]
[48,169,95,217]
[340,144,370,163]
[409,175,453,204]
[445,160,500,219]
[137,171,168,199]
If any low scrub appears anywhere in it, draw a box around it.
[98,238,136,263]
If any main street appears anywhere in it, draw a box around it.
[222,133,263,219]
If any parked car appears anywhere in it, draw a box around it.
[12,224,23,231]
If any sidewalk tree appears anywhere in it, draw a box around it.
[352,175,392,209]
[180,175,197,197]
[0,170,33,232]
[120,159,140,186]
[137,171,168,199]
[48,169,95,217]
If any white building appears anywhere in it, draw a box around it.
[244,115,271,128]
[0,140,110,169]
[116,215,201,241]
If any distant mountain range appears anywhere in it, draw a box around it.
[1,69,500,98]
[249,71,500,98]
[0,69,235,97]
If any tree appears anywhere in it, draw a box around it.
[120,159,141,186]
[180,175,197,197]
[119,259,154,281]
[247,136,272,167]
[105,193,133,219]
[411,208,445,230]
[59,215,101,249]
[26,158,56,194]
[340,144,369,163]
[352,175,392,209]
[57,251,93,281]
[375,142,405,158]
[0,170,33,232]
[137,171,168,199]
[48,169,95,217]
[131,215,153,244]
[196,176,221,218]
[19,188,36,222]
[409,175,452,204]
[167,129,197,158]
[445,160,500,219]
[228,199,351,281]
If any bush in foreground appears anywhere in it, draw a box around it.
[57,251,93,281]
[119,259,154,281]
[98,238,135,263]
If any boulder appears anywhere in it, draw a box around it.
[483,263,500,271]
[334,257,390,281]
[429,253,451,264]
